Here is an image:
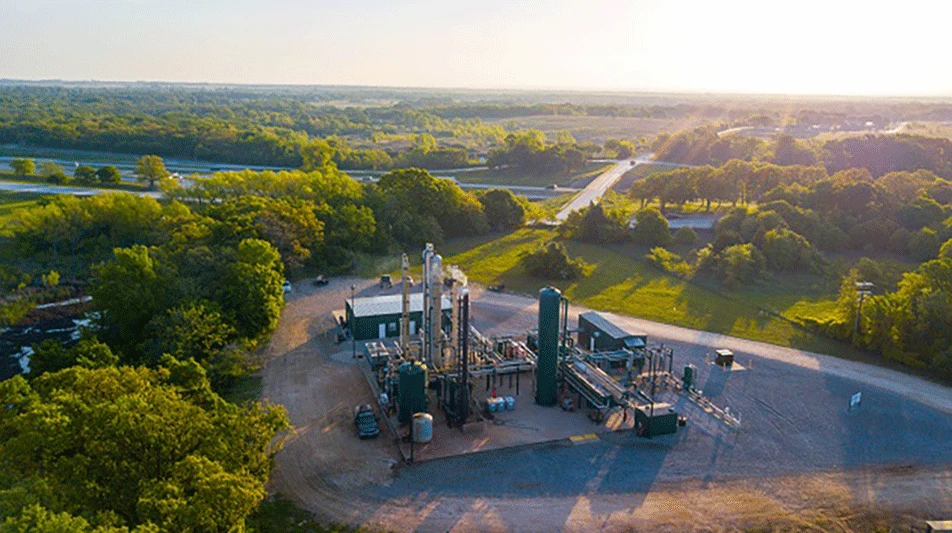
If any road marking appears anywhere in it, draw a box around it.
[569,433,599,444]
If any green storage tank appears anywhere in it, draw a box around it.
[398,361,428,423]
[536,287,561,407]
[683,364,695,390]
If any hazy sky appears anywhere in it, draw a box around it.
[2,0,950,95]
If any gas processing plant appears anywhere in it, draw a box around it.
[344,244,741,463]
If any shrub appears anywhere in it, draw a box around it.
[908,227,940,262]
[673,226,698,246]
[631,207,671,246]
[521,241,585,280]
[645,247,692,277]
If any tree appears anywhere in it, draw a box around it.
[521,241,585,280]
[0,366,289,531]
[720,243,766,288]
[761,228,819,272]
[73,165,97,185]
[39,162,67,184]
[135,155,169,189]
[478,189,527,232]
[631,207,671,247]
[95,166,122,185]
[9,158,35,176]
[673,226,698,246]
[218,239,285,341]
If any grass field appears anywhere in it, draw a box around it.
[454,161,612,187]
[484,115,712,144]
[436,228,869,357]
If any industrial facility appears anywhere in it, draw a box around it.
[340,244,740,462]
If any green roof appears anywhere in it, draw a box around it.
[348,293,452,318]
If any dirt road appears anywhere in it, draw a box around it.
[262,280,952,532]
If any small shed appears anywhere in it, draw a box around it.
[345,293,451,341]
[578,312,647,353]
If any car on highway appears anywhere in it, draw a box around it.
[313,275,329,287]
[353,404,380,439]
[546,183,559,190]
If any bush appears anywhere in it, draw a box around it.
[631,207,671,246]
[672,226,698,246]
[521,241,585,280]
[720,243,766,288]
[908,227,941,262]
[645,247,692,277]
[761,228,820,272]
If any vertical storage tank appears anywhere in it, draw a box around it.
[536,287,561,406]
[398,361,428,423]
[412,413,433,443]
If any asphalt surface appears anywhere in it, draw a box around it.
[0,180,162,198]
[555,154,688,221]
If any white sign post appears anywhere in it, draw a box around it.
[849,392,862,411]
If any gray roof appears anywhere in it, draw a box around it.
[349,293,452,318]
[579,312,645,341]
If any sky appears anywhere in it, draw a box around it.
[1,0,951,96]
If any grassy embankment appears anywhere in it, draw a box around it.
[455,161,612,188]
[438,228,870,359]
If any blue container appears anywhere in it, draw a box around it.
[486,398,498,413]
[505,396,515,411]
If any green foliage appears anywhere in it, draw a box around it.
[699,243,766,288]
[95,166,122,185]
[486,129,592,176]
[135,155,169,189]
[631,207,671,247]
[73,166,97,185]
[40,270,59,287]
[0,366,290,531]
[520,241,585,280]
[39,162,67,184]
[9,158,35,176]
[478,188,528,232]
[673,226,698,246]
[761,228,821,272]
[645,247,692,277]
[908,227,940,262]
[370,168,488,246]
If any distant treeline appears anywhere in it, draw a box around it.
[653,126,952,178]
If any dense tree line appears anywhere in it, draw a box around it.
[486,129,597,176]
[653,125,952,179]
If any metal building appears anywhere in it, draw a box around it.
[577,312,647,352]
[345,293,451,341]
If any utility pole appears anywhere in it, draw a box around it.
[351,284,357,359]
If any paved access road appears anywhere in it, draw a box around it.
[555,154,688,221]
[0,180,162,198]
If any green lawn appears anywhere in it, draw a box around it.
[455,161,613,187]
[440,228,866,357]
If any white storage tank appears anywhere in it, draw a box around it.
[412,412,433,443]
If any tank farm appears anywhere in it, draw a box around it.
[353,244,740,463]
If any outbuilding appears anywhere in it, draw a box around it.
[577,312,647,353]
[345,293,452,341]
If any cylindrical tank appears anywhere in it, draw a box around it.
[412,413,433,443]
[505,396,515,411]
[536,287,561,406]
[398,361,428,423]
[683,364,695,390]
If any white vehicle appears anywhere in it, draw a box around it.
[282,280,292,293]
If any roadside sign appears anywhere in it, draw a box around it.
[849,392,862,410]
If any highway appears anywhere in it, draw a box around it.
[555,153,689,221]
[0,180,161,198]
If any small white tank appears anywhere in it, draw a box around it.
[412,413,433,443]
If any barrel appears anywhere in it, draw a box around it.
[412,413,433,443]
[486,398,498,413]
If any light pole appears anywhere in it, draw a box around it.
[854,281,874,338]
[351,284,357,359]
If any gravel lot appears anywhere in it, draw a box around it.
[263,280,952,532]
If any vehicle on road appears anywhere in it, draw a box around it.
[353,404,380,439]
[546,183,559,190]
[313,275,329,287]
[487,283,505,292]
[282,280,292,293]
[380,275,392,289]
